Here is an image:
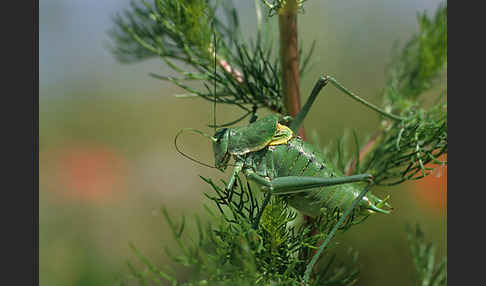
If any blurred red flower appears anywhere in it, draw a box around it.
[411,154,447,213]
[54,142,127,203]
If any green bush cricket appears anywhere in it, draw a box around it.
[176,75,403,278]
[199,76,400,214]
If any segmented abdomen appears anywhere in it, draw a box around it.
[245,137,372,217]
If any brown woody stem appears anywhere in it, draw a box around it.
[279,1,305,139]
[278,0,316,262]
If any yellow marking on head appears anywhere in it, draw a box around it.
[268,123,293,146]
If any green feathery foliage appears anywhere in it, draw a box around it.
[384,4,447,107]
[407,224,447,286]
[110,0,316,120]
[259,0,310,16]
[363,4,447,186]
[323,3,447,186]
[109,1,447,285]
[126,176,360,285]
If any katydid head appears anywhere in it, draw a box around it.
[212,115,294,171]
[213,128,231,171]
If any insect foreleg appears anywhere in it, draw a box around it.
[245,172,372,195]
[226,161,244,191]
[249,105,258,123]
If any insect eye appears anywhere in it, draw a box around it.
[214,128,228,142]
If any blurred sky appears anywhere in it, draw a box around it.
[40,0,442,98]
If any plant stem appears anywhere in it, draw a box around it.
[278,0,318,262]
[278,0,305,138]
[344,120,393,176]
[345,130,382,176]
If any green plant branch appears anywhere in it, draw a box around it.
[341,4,447,185]
[407,224,447,286]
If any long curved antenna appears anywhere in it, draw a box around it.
[174,128,217,169]
[175,128,241,169]
[207,111,252,128]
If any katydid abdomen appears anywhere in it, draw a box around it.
[244,136,389,217]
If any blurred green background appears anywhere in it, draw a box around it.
[40,0,446,285]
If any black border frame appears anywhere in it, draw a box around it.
[3,1,38,285]
[4,1,469,285]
